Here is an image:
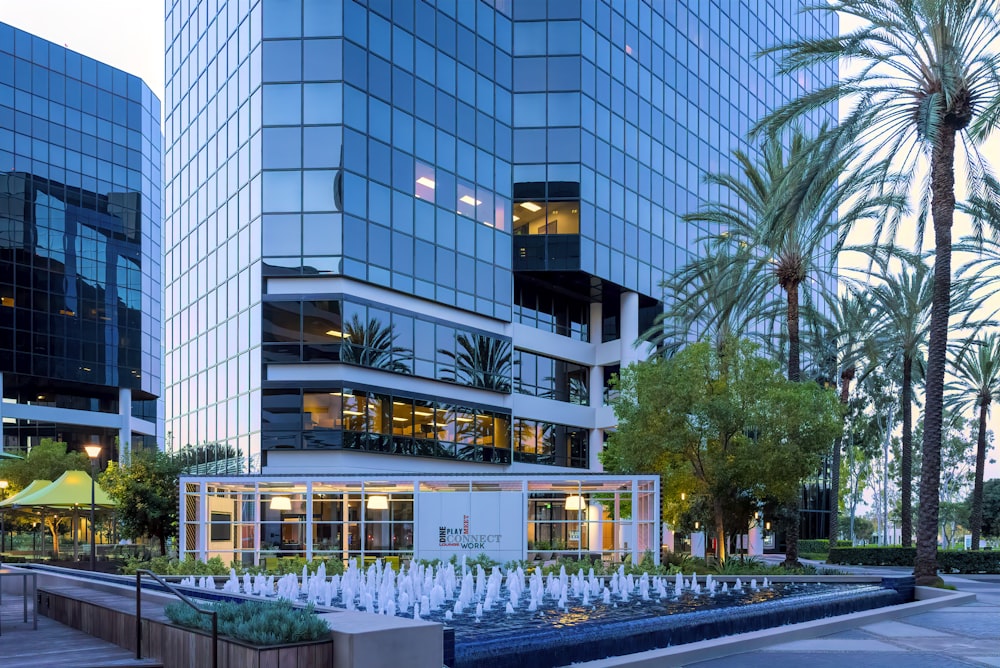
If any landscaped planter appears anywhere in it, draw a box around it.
[142,617,334,668]
[37,586,333,668]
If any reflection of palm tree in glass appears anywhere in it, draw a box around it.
[439,333,512,392]
[340,314,412,374]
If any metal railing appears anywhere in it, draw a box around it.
[135,569,218,668]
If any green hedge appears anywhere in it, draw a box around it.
[798,539,851,554]
[828,546,1000,573]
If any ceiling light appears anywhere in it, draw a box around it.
[519,202,542,212]
[459,195,482,206]
[325,329,345,337]
[344,409,363,415]
[270,496,292,511]
[367,495,389,510]
[512,215,520,222]
[414,410,433,416]
[416,176,436,188]
[392,416,409,422]
[455,417,473,423]
[564,494,585,510]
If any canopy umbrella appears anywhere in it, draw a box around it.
[0,451,23,459]
[10,470,115,559]
[0,480,53,508]
[12,470,114,508]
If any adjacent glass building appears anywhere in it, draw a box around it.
[164,1,837,541]
[0,22,163,460]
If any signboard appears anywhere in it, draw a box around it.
[416,491,525,562]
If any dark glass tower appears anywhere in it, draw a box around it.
[0,22,163,459]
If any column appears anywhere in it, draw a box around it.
[748,524,764,556]
[691,531,706,558]
[620,291,640,365]
[587,502,603,554]
[589,301,603,344]
[118,387,132,462]
[305,481,314,562]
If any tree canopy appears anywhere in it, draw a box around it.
[602,339,842,561]
[100,450,185,556]
[0,439,89,493]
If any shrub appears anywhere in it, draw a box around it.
[165,599,330,646]
[122,555,229,576]
[828,547,1000,573]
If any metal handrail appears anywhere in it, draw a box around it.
[136,569,218,668]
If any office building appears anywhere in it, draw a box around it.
[165,0,837,560]
[0,22,162,459]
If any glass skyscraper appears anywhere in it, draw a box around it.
[0,22,163,459]
[164,0,836,491]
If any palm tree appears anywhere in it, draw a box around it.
[805,289,878,548]
[647,248,775,356]
[945,333,1000,549]
[865,253,934,548]
[684,129,893,566]
[759,0,1000,584]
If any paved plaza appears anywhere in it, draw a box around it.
[687,567,1000,668]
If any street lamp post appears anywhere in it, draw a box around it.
[84,445,102,571]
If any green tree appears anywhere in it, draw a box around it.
[681,129,891,566]
[839,515,876,543]
[0,438,89,492]
[760,0,1000,585]
[100,451,185,556]
[0,439,91,556]
[603,339,841,562]
[946,334,1000,549]
[978,479,1000,538]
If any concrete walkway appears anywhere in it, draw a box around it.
[685,568,1000,668]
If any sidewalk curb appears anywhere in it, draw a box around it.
[564,586,975,667]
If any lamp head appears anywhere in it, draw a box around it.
[84,444,102,459]
[367,494,389,510]
[0,480,8,490]
[269,496,292,511]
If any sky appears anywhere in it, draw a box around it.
[2,4,998,502]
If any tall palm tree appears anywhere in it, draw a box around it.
[945,333,1000,549]
[684,129,894,566]
[865,253,934,547]
[805,289,878,549]
[759,0,1000,584]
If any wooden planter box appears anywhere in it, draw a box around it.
[143,619,334,668]
[37,586,333,668]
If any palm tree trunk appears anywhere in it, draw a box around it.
[901,355,913,547]
[787,284,800,383]
[915,127,956,585]
[970,401,989,550]
[829,368,853,548]
[782,281,802,566]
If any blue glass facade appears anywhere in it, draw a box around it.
[164,0,836,476]
[0,22,162,457]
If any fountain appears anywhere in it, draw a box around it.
[177,561,912,668]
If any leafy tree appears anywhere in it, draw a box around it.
[100,451,185,555]
[681,129,891,566]
[760,0,1000,585]
[0,438,89,492]
[839,514,876,543]
[0,439,91,556]
[946,334,1000,549]
[978,479,1000,538]
[603,339,841,563]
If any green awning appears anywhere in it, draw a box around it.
[0,479,53,508]
[11,470,114,508]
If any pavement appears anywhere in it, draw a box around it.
[684,559,1000,667]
